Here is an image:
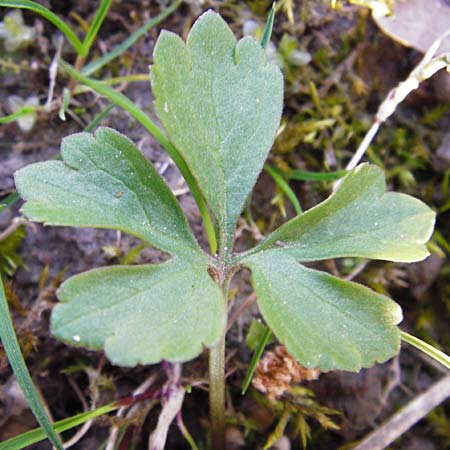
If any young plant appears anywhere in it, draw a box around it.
[14,10,435,449]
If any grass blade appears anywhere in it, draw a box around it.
[0,0,84,55]
[260,2,276,50]
[285,168,347,181]
[278,166,347,182]
[84,103,114,132]
[82,0,182,76]
[401,331,450,370]
[0,277,64,450]
[0,106,35,125]
[61,60,217,254]
[0,401,120,450]
[58,88,71,121]
[264,164,302,214]
[242,326,272,394]
[81,0,112,56]
[0,192,20,214]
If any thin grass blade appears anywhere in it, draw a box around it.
[401,331,450,370]
[0,0,84,55]
[82,0,182,76]
[84,103,114,132]
[264,164,302,214]
[58,88,71,121]
[0,192,20,214]
[242,326,272,394]
[260,2,276,50]
[81,0,112,56]
[268,165,347,182]
[0,106,35,125]
[284,168,347,181]
[0,400,120,450]
[0,278,64,450]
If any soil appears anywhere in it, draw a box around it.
[1,1,449,449]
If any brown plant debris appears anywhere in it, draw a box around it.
[252,345,320,399]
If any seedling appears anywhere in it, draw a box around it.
[13,10,435,449]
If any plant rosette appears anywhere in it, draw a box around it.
[14,7,435,440]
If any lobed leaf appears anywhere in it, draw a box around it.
[254,164,435,263]
[52,257,225,367]
[15,127,199,257]
[151,10,283,246]
[244,251,402,371]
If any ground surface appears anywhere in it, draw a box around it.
[0,1,450,449]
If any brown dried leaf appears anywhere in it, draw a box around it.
[252,345,320,399]
[374,0,450,53]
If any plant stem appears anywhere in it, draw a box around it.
[209,333,226,450]
[209,271,231,450]
[68,55,86,94]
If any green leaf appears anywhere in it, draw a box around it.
[0,277,64,450]
[15,127,199,257]
[60,62,217,254]
[0,192,20,213]
[51,257,225,366]
[401,331,450,371]
[244,251,402,371]
[0,106,36,125]
[264,164,302,214]
[260,2,276,50]
[242,323,272,394]
[151,10,283,246]
[276,166,347,182]
[0,400,120,450]
[80,0,112,56]
[253,164,435,263]
[245,319,271,351]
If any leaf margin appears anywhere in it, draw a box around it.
[243,250,403,372]
[15,127,201,258]
[238,163,436,264]
[51,255,226,367]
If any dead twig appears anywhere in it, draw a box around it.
[60,378,93,449]
[105,374,157,450]
[334,30,450,191]
[0,217,28,242]
[227,292,257,332]
[353,373,450,450]
[343,260,370,281]
[45,35,64,109]
[148,364,185,450]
